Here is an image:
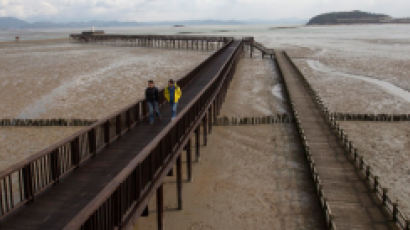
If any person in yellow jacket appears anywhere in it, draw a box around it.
[164,79,182,120]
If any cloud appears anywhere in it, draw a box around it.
[0,0,409,22]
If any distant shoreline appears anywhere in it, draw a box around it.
[0,38,69,44]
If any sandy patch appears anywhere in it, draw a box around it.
[219,57,288,116]
[0,41,210,119]
[339,121,410,217]
[0,127,82,171]
[293,59,410,113]
[132,125,325,230]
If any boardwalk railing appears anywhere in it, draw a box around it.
[63,41,243,229]
[282,51,409,230]
[0,39,236,220]
[248,40,274,59]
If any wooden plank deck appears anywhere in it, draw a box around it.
[0,41,240,230]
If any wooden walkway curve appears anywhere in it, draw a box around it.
[0,41,242,230]
[275,51,396,230]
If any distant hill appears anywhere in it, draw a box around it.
[307,10,410,25]
[0,17,307,29]
[0,17,31,29]
[0,17,244,29]
[0,17,140,29]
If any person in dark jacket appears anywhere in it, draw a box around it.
[145,80,160,124]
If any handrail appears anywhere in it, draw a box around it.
[0,38,234,219]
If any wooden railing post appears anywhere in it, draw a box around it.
[50,149,61,183]
[126,110,131,128]
[22,165,34,201]
[116,115,121,136]
[104,121,110,144]
[71,137,80,167]
[88,128,96,155]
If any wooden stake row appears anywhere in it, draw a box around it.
[213,114,292,126]
[0,119,97,127]
[332,113,410,122]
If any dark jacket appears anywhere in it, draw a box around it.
[145,87,159,102]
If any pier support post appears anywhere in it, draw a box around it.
[208,108,213,134]
[203,116,208,146]
[176,155,182,210]
[213,101,217,122]
[156,184,164,230]
[195,127,200,162]
[186,140,192,181]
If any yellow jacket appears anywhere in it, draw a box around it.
[164,85,182,103]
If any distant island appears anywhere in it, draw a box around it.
[307,10,410,25]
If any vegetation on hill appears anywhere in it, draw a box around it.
[307,10,392,25]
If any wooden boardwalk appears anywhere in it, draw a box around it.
[0,41,241,230]
[275,51,396,230]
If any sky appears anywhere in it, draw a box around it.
[0,0,409,22]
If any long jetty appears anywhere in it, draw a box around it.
[0,33,407,230]
[275,50,405,230]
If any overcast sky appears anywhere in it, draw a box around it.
[0,0,409,22]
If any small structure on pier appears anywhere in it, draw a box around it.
[81,30,105,36]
